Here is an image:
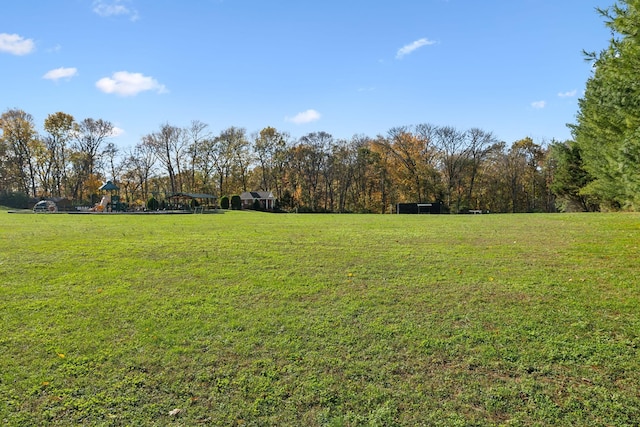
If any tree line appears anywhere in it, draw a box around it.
[1,109,569,213]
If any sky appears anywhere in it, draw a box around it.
[1,0,614,150]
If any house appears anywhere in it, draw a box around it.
[239,191,276,210]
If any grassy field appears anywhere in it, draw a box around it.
[1,211,639,426]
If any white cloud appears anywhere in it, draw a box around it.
[96,71,167,96]
[531,100,546,109]
[285,109,321,124]
[43,67,78,81]
[0,33,35,55]
[396,38,436,59]
[111,126,125,137]
[93,0,139,21]
[558,89,577,98]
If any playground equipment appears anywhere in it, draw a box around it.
[95,180,125,212]
[33,200,58,213]
[90,195,110,212]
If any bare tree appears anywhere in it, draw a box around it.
[293,132,332,210]
[252,126,288,196]
[464,128,497,210]
[230,128,252,192]
[74,118,114,178]
[192,137,218,193]
[121,142,157,203]
[185,120,211,192]
[433,126,468,211]
[330,138,358,212]
[102,142,122,182]
[210,127,250,195]
[143,123,187,194]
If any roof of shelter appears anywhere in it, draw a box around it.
[168,192,217,199]
[99,180,119,191]
[240,191,275,200]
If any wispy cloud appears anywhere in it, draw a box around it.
[285,109,321,124]
[531,100,546,109]
[43,67,78,81]
[96,71,167,96]
[558,89,577,98]
[0,33,35,55]
[111,126,125,137]
[93,0,139,21]
[47,44,62,53]
[396,38,436,59]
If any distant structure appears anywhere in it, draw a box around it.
[396,202,445,214]
[240,191,276,210]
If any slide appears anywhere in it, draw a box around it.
[91,196,110,212]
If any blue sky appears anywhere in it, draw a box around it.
[1,0,612,149]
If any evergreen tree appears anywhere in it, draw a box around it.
[572,0,640,209]
[548,140,598,211]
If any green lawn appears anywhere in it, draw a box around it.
[1,211,639,426]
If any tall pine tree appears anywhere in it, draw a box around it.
[572,0,640,209]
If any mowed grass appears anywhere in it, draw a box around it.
[0,211,639,426]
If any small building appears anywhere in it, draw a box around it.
[240,191,276,211]
[396,202,446,214]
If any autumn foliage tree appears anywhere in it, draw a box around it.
[43,112,75,197]
[0,109,40,197]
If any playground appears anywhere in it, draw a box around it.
[25,181,220,214]
[88,181,124,212]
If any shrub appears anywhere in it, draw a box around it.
[252,199,263,211]
[220,196,230,209]
[0,191,29,209]
[146,197,159,210]
[230,195,242,210]
[280,190,294,210]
